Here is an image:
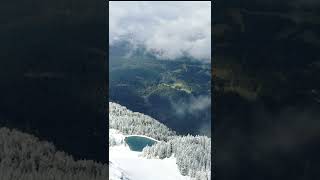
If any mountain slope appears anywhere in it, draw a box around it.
[109,102,176,141]
[109,129,189,180]
[213,1,320,179]
[109,42,211,136]
[0,127,108,180]
[109,102,211,180]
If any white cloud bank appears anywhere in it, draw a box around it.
[173,95,211,116]
[109,1,211,62]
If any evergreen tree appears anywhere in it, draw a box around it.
[110,102,212,179]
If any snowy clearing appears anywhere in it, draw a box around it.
[109,129,190,180]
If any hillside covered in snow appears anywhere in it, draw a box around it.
[109,129,189,180]
[109,102,176,141]
[109,102,211,180]
[0,127,108,180]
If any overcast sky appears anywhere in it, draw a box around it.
[109,1,211,61]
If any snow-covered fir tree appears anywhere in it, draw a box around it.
[0,127,108,180]
[142,135,211,179]
[109,102,176,141]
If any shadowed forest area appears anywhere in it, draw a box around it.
[0,0,107,162]
[213,0,320,179]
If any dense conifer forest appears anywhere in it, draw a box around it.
[0,127,108,180]
[109,102,211,179]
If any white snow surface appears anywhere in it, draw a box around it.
[109,129,191,180]
[109,161,131,180]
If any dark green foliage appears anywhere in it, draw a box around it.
[213,1,320,179]
[109,42,211,135]
[0,127,108,180]
[0,0,107,161]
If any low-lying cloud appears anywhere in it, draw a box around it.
[173,95,211,116]
[109,1,211,62]
[171,95,212,136]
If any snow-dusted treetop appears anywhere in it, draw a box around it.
[109,102,176,141]
[109,102,212,179]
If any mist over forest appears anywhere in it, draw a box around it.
[213,0,320,179]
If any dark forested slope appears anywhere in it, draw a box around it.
[0,0,107,162]
[213,1,320,179]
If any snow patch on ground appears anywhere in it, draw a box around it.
[109,129,191,180]
[109,161,131,180]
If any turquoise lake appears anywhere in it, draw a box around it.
[125,136,157,152]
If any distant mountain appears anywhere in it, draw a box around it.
[109,42,211,136]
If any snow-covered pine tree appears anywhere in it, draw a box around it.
[109,102,212,179]
[109,102,176,141]
[142,135,211,179]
